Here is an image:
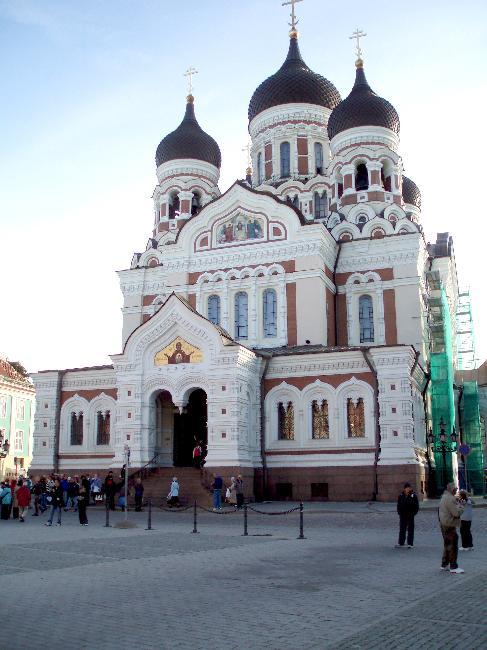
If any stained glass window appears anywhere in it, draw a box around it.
[263,289,277,337]
[208,294,221,325]
[347,398,365,438]
[280,141,291,178]
[97,411,110,445]
[234,291,248,339]
[359,295,374,343]
[314,142,323,173]
[70,412,83,445]
[312,399,329,439]
[278,401,294,440]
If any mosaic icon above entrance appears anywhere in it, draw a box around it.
[154,337,203,365]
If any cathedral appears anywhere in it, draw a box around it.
[30,20,463,501]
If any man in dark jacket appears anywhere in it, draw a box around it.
[395,482,419,548]
[104,471,116,511]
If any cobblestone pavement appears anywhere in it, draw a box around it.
[0,505,486,649]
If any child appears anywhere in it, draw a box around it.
[458,489,474,550]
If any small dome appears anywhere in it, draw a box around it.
[156,96,221,169]
[328,62,400,140]
[402,175,421,209]
[248,35,341,123]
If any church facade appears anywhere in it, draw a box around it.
[30,28,461,501]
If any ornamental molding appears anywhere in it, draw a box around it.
[266,357,369,378]
[336,249,418,272]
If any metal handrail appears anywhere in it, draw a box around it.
[128,452,162,481]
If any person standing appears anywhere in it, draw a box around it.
[45,478,64,526]
[16,479,31,522]
[0,481,12,520]
[439,482,464,573]
[104,471,116,511]
[77,477,89,525]
[11,478,19,519]
[90,474,102,505]
[235,475,244,510]
[458,489,474,551]
[32,478,43,516]
[60,475,69,507]
[134,478,144,512]
[192,442,202,469]
[212,475,223,510]
[395,482,419,548]
[167,477,179,507]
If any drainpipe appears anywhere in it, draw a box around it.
[53,370,67,474]
[259,355,271,500]
[361,348,380,501]
[333,242,343,346]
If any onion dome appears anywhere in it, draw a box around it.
[327,60,400,140]
[248,35,341,123]
[155,95,221,168]
[402,175,421,209]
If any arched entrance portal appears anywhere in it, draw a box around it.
[153,388,207,467]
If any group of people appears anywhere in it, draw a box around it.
[0,470,133,527]
[211,474,244,510]
[395,481,475,574]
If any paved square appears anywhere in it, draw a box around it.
[0,504,486,649]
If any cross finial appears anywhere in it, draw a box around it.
[282,0,304,35]
[242,142,251,169]
[349,28,367,62]
[183,67,198,96]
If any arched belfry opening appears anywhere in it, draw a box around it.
[152,388,207,467]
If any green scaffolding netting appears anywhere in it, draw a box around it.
[459,380,485,494]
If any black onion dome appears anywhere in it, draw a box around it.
[402,175,421,209]
[155,97,221,168]
[327,63,400,140]
[248,36,341,122]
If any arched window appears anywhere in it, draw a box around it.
[70,412,83,446]
[314,142,323,174]
[312,399,329,439]
[347,398,365,437]
[292,195,299,208]
[355,163,369,191]
[278,402,294,440]
[191,192,201,216]
[263,289,277,337]
[257,152,263,184]
[96,411,110,445]
[357,214,367,227]
[168,192,180,219]
[208,294,221,325]
[359,295,374,343]
[280,141,291,178]
[314,192,327,219]
[234,291,248,339]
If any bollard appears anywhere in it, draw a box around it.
[191,499,199,534]
[298,501,305,539]
[145,498,153,531]
[105,500,111,528]
[242,503,248,536]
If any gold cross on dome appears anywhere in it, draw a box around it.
[183,67,198,95]
[349,28,367,60]
[282,0,304,31]
[242,141,251,168]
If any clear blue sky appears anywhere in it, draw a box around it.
[1,0,486,371]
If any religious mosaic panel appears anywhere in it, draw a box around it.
[154,337,203,365]
[278,401,294,440]
[312,399,329,439]
[347,397,365,438]
[216,214,264,245]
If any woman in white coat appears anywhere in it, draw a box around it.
[167,477,180,507]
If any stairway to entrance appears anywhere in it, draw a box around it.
[136,467,214,507]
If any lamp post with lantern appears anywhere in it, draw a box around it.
[427,416,457,492]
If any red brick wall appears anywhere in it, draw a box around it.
[61,388,117,406]
[336,294,348,345]
[264,143,273,179]
[286,283,297,346]
[384,288,397,344]
[326,288,336,346]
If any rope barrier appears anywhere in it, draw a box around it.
[159,503,194,512]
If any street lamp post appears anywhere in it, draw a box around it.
[428,417,457,493]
